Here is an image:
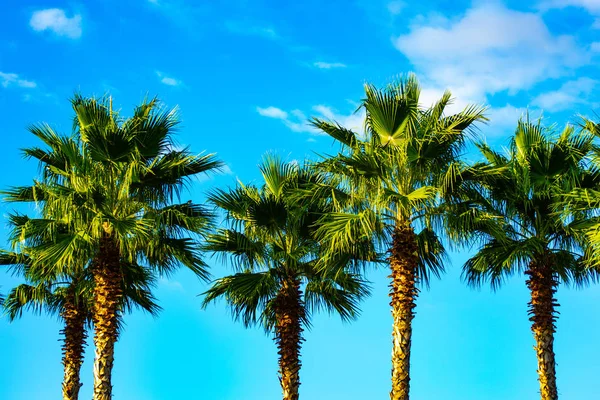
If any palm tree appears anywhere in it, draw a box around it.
[310,75,486,399]
[1,215,160,400]
[563,118,600,265]
[449,118,599,400]
[4,95,223,399]
[203,157,370,400]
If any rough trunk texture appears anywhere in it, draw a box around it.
[389,222,419,400]
[526,258,559,400]
[61,285,87,400]
[274,278,304,400]
[92,236,122,400]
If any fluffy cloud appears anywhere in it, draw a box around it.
[30,9,82,39]
[313,61,347,69]
[533,77,598,111]
[155,71,182,86]
[0,72,36,89]
[394,3,588,102]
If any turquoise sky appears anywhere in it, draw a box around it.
[1,1,600,399]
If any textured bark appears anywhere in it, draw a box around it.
[274,278,304,400]
[61,286,87,400]
[92,236,122,400]
[389,222,419,400]
[526,257,559,400]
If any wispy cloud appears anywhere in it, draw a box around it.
[0,72,36,89]
[257,106,310,132]
[225,21,279,40]
[387,1,405,15]
[30,8,82,39]
[195,161,234,183]
[313,61,347,69]
[155,71,182,87]
[532,77,599,112]
[538,0,600,15]
[257,106,289,119]
[159,277,184,292]
[257,104,364,134]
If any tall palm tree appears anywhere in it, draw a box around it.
[4,95,223,399]
[203,157,371,400]
[563,118,600,265]
[311,75,486,399]
[1,215,160,400]
[448,118,599,400]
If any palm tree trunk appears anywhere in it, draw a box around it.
[61,286,87,400]
[92,236,123,400]
[389,222,419,400]
[275,278,304,400]
[526,258,559,400]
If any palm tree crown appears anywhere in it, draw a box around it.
[203,156,370,400]
[311,75,487,400]
[3,94,223,400]
[450,117,599,400]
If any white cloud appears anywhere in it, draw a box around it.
[155,71,182,86]
[257,104,365,134]
[539,0,600,14]
[486,104,529,133]
[30,9,82,39]
[257,106,288,119]
[532,77,598,111]
[159,277,184,292]
[220,164,233,175]
[313,105,365,132]
[314,61,347,69]
[418,86,474,114]
[394,3,588,103]
[161,77,179,86]
[387,1,405,15]
[0,72,37,89]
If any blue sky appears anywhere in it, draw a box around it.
[1,0,600,399]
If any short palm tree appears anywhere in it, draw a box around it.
[4,95,223,399]
[1,214,160,400]
[449,118,599,400]
[311,75,486,399]
[203,157,370,400]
